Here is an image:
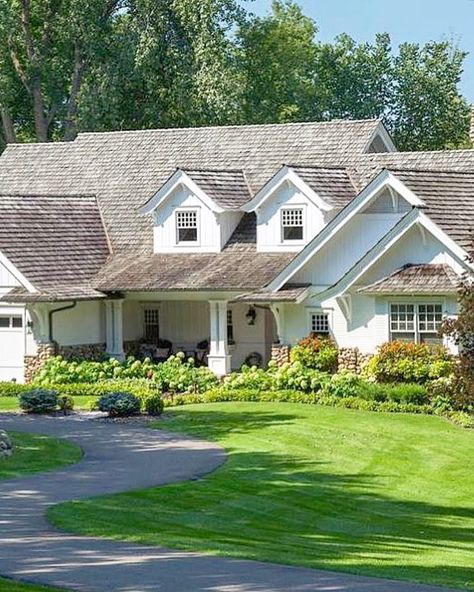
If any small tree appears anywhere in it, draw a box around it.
[444,262,474,410]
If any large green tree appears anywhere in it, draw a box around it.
[0,0,470,151]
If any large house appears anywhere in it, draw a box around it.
[0,118,472,382]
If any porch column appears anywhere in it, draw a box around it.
[105,299,124,359]
[207,300,231,377]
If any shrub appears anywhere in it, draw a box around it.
[97,392,141,417]
[290,335,338,372]
[34,356,156,385]
[139,391,164,416]
[0,382,29,396]
[57,394,75,414]
[19,389,58,414]
[364,341,454,384]
[153,353,218,394]
[322,372,362,398]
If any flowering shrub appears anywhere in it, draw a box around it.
[34,356,156,385]
[364,341,454,384]
[290,335,338,372]
[153,353,218,395]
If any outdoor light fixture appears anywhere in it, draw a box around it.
[245,306,256,326]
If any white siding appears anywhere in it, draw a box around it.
[293,213,404,286]
[52,301,105,346]
[152,186,241,253]
[256,182,327,252]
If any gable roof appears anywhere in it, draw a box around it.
[0,119,387,252]
[0,194,110,296]
[181,169,252,210]
[288,166,358,209]
[359,263,460,295]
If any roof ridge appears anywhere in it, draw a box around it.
[0,192,97,199]
[285,163,349,171]
[75,118,381,139]
[182,167,245,174]
[387,167,474,176]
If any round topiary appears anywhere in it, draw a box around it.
[19,389,58,414]
[97,392,140,417]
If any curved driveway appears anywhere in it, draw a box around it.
[0,414,459,592]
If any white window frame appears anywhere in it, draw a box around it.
[0,314,23,331]
[281,207,304,243]
[176,208,199,245]
[390,302,444,344]
[308,309,331,336]
[143,305,160,344]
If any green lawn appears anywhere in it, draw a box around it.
[0,396,96,412]
[0,578,66,592]
[0,431,82,479]
[49,403,474,590]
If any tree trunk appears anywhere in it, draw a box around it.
[0,107,17,143]
[63,45,85,141]
[31,82,49,142]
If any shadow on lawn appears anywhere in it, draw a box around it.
[154,407,474,589]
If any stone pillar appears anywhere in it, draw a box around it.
[105,299,124,360]
[207,300,231,377]
[24,342,58,383]
[270,343,291,367]
[337,347,373,374]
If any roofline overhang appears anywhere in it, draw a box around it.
[242,165,334,213]
[0,250,37,293]
[139,169,226,216]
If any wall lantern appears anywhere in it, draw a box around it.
[245,306,257,326]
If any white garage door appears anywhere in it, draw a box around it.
[0,312,25,382]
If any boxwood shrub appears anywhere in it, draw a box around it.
[97,392,141,417]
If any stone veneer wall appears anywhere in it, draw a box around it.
[271,344,291,367]
[24,341,141,383]
[337,347,372,374]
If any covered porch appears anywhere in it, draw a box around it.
[106,293,278,375]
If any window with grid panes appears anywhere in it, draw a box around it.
[227,309,234,343]
[281,208,303,241]
[0,315,23,329]
[144,308,160,344]
[176,210,198,243]
[390,303,443,344]
[310,312,329,335]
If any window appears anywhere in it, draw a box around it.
[176,210,198,243]
[390,303,443,344]
[227,309,234,344]
[310,312,330,335]
[281,208,303,241]
[0,315,23,329]
[144,308,160,344]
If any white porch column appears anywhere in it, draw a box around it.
[207,300,231,377]
[270,303,286,344]
[105,299,124,359]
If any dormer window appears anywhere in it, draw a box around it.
[176,209,198,243]
[281,207,304,242]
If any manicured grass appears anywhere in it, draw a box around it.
[0,578,66,592]
[0,396,96,412]
[49,403,474,590]
[0,431,82,479]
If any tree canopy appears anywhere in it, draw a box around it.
[0,0,470,151]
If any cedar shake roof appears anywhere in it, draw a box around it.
[289,166,357,208]
[359,263,460,295]
[181,169,252,209]
[0,119,383,251]
[222,213,257,253]
[0,194,110,297]
[93,251,295,292]
[235,283,311,302]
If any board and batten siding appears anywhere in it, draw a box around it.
[152,186,242,253]
[256,182,327,252]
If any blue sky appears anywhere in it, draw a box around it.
[242,0,474,101]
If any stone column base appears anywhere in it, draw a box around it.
[24,342,58,383]
[338,347,373,374]
[271,344,291,367]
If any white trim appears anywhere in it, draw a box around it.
[243,166,333,213]
[307,309,331,335]
[363,122,397,153]
[267,170,427,291]
[0,250,37,293]
[139,170,226,215]
[319,210,473,301]
[175,207,200,246]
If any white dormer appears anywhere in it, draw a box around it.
[139,169,249,253]
[243,165,356,253]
